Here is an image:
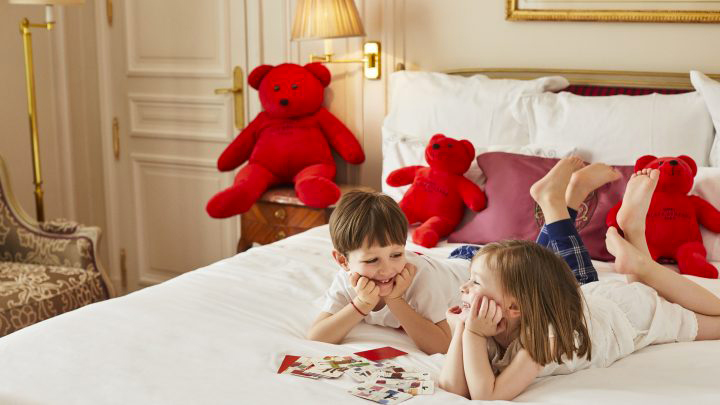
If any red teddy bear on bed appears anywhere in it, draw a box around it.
[386,134,487,248]
[206,63,365,218]
[607,155,720,278]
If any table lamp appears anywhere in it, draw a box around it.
[291,0,380,80]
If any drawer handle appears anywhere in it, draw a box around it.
[273,209,286,220]
[276,230,287,240]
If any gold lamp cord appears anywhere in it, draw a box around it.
[19,18,54,222]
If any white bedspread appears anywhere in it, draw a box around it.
[0,225,719,405]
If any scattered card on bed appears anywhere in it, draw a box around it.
[346,360,400,383]
[354,346,407,362]
[277,356,321,379]
[371,378,434,395]
[376,370,431,381]
[349,384,413,404]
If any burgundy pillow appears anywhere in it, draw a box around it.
[448,152,634,261]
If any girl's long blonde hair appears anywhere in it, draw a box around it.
[473,240,591,366]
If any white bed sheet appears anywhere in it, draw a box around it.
[0,225,719,405]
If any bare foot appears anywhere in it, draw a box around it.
[530,156,585,207]
[605,227,651,280]
[566,163,622,210]
[616,169,660,238]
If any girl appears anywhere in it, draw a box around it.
[439,159,720,401]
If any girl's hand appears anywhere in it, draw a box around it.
[446,306,466,334]
[350,272,380,310]
[464,295,503,338]
[386,262,417,300]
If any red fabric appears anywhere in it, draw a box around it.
[563,85,689,96]
[206,63,365,218]
[607,155,720,279]
[386,134,487,248]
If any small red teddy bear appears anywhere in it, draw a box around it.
[607,155,720,278]
[206,63,365,218]
[386,134,487,248]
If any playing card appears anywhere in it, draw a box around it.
[304,365,345,379]
[376,370,431,381]
[354,346,408,362]
[349,384,413,404]
[277,356,321,379]
[346,360,400,382]
[314,355,369,369]
[371,378,435,395]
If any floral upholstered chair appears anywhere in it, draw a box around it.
[0,155,114,336]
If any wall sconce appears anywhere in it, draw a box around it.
[291,0,381,80]
[9,0,85,222]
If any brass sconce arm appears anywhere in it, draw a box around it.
[309,41,381,80]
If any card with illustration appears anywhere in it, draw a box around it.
[348,384,413,404]
[376,370,431,381]
[371,378,435,395]
[314,355,369,369]
[277,356,321,379]
[303,365,345,379]
[346,360,400,383]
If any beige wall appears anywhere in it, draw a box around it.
[400,1,720,73]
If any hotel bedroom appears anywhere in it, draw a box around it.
[1,0,720,403]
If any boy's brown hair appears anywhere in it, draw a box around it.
[329,191,408,256]
[472,240,592,366]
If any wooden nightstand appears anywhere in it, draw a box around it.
[237,185,373,253]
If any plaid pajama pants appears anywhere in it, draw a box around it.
[449,208,598,285]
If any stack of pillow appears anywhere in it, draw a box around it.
[382,70,720,262]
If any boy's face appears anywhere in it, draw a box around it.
[334,242,407,297]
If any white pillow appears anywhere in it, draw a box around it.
[381,127,578,202]
[690,71,720,167]
[513,91,715,166]
[384,71,569,146]
[692,167,720,261]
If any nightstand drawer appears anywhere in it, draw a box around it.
[248,201,328,228]
[239,221,309,246]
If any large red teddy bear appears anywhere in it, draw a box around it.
[206,63,365,218]
[607,155,720,278]
[386,134,487,248]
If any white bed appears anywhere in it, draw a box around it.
[0,225,718,404]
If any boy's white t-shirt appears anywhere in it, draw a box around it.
[320,251,470,328]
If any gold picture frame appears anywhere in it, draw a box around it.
[507,0,720,23]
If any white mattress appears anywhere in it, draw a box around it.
[0,225,719,404]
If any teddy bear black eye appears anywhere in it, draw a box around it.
[291,84,298,90]
[273,85,280,91]
[658,161,664,166]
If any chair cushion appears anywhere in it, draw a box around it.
[0,261,109,336]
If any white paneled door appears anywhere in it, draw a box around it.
[99,0,260,291]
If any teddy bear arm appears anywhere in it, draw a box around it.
[691,195,720,233]
[457,177,487,212]
[217,113,266,171]
[386,166,423,187]
[315,107,365,164]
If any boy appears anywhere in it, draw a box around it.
[307,191,469,354]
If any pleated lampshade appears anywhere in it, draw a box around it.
[291,0,365,41]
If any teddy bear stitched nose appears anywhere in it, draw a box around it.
[669,160,678,166]
[280,99,289,106]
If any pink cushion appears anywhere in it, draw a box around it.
[448,152,635,261]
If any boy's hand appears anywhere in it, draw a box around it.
[386,262,417,300]
[464,295,503,338]
[446,306,466,334]
[350,272,380,310]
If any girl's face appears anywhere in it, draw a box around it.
[340,243,407,297]
[459,256,520,337]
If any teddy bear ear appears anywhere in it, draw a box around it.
[635,155,657,172]
[429,134,446,143]
[303,62,331,87]
[248,65,274,90]
[678,155,698,176]
[459,140,475,159]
